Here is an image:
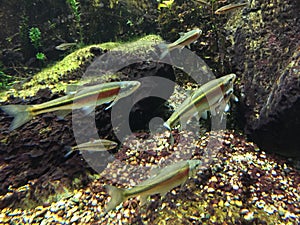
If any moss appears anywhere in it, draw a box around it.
[0,34,162,102]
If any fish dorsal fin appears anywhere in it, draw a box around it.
[149,166,163,177]
[66,84,80,95]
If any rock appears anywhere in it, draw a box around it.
[227,0,300,157]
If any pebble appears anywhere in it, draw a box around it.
[210,176,218,182]
[218,200,224,207]
[8,209,22,216]
[263,205,276,214]
[244,211,254,221]
[72,192,82,202]
[232,184,239,190]
[70,214,80,223]
[240,209,249,215]
[271,170,277,176]
[207,187,215,193]
[91,199,98,206]
[256,200,265,209]
[235,200,243,207]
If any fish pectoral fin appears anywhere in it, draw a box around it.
[54,109,72,119]
[105,97,119,110]
[139,195,149,206]
[149,167,159,177]
[180,181,187,189]
[66,84,79,94]
[179,32,184,37]
[105,185,126,212]
[160,191,169,198]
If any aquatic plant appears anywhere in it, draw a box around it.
[66,0,84,45]
[29,27,47,62]
[29,27,41,49]
[36,52,46,61]
[0,69,13,90]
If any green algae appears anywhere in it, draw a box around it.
[0,34,162,102]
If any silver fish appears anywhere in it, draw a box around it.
[1,81,141,130]
[105,159,201,212]
[55,42,77,51]
[64,139,118,158]
[164,74,236,131]
[215,3,248,14]
[158,29,202,59]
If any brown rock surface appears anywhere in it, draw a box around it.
[229,0,300,157]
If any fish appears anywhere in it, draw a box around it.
[214,2,248,14]
[64,139,118,158]
[192,0,210,6]
[55,42,77,51]
[158,29,202,59]
[164,73,236,131]
[1,81,141,131]
[71,139,117,151]
[105,159,201,212]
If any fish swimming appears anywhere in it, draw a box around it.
[158,29,202,59]
[192,0,210,6]
[1,81,141,130]
[105,159,201,212]
[64,139,118,158]
[164,74,236,132]
[71,139,118,151]
[215,2,248,14]
[55,42,77,51]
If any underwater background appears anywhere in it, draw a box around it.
[0,0,299,224]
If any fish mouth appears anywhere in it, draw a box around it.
[129,81,141,91]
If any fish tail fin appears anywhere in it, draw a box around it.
[105,185,126,212]
[1,105,33,130]
[157,43,169,59]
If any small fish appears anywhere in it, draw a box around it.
[164,74,236,131]
[55,42,77,51]
[64,139,118,158]
[214,2,248,14]
[1,81,141,131]
[72,139,118,151]
[105,159,201,212]
[158,29,202,59]
[192,0,210,6]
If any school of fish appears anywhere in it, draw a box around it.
[1,25,239,213]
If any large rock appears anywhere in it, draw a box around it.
[228,0,300,157]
